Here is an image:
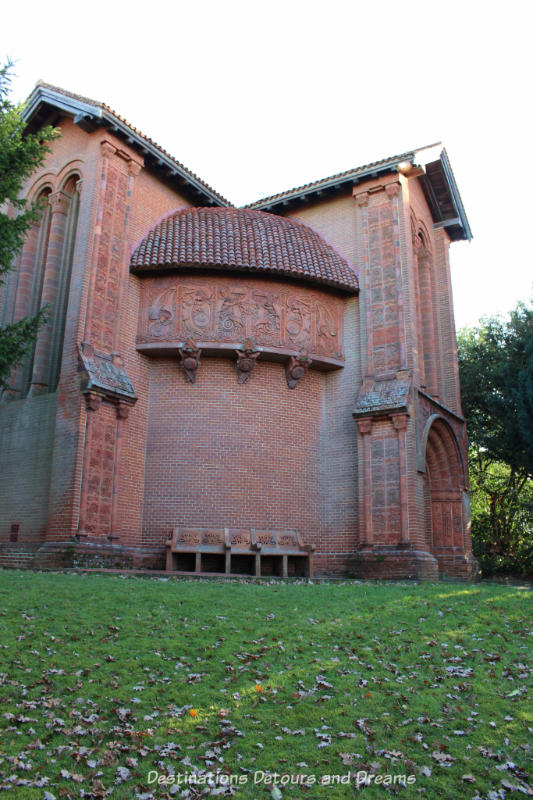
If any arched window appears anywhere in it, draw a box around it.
[48,175,80,391]
[414,230,439,397]
[14,187,52,397]
[27,175,80,395]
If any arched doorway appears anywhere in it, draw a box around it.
[423,416,467,573]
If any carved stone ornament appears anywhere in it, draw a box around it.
[78,342,137,404]
[178,339,202,383]
[285,350,312,389]
[235,339,260,384]
[137,278,345,365]
[84,391,103,412]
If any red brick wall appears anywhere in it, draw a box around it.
[142,356,323,544]
[320,296,360,572]
[287,192,358,265]
[0,120,195,551]
[0,394,57,542]
[0,109,474,578]
[104,158,194,548]
[0,117,100,545]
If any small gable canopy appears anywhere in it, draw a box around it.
[130,207,358,293]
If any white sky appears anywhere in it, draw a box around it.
[3,0,531,329]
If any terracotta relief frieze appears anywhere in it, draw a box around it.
[137,276,345,367]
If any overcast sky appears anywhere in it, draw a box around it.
[3,0,531,329]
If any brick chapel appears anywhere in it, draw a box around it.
[0,83,477,579]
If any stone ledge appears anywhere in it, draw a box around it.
[349,546,439,581]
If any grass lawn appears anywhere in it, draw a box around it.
[0,572,531,800]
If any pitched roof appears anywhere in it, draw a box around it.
[130,207,358,293]
[22,82,230,207]
[245,149,420,210]
[246,144,472,242]
[22,83,471,241]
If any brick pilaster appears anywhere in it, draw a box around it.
[357,418,373,546]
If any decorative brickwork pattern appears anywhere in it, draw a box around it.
[358,185,404,377]
[85,143,142,351]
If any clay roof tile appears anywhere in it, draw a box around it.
[130,207,358,293]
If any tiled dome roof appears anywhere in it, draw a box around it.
[130,207,358,293]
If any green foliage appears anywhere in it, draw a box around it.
[0,572,531,798]
[0,60,59,389]
[468,450,533,576]
[458,302,533,475]
[458,303,533,575]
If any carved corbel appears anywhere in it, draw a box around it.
[127,159,143,177]
[84,391,103,412]
[285,349,312,389]
[385,181,401,199]
[179,340,202,383]
[116,401,132,420]
[357,418,373,436]
[235,339,260,384]
[391,413,409,433]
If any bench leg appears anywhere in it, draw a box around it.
[308,555,314,579]
[225,549,231,575]
[195,552,202,573]
[255,552,261,578]
[166,549,173,572]
[282,555,288,579]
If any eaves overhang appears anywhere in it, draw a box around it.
[247,144,472,242]
[22,83,231,208]
[417,147,472,242]
[245,150,418,212]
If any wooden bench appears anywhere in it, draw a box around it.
[166,528,314,577]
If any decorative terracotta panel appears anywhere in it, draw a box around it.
[137,275,345,367]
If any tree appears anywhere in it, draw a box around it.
[0,60,59,390]
[458,302,533,575]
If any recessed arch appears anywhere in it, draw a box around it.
[414,225,439,395]
[422,416,467,559]
[420,414,466,484]
[48,172,81,391]
[27,175,56,203]
[22,171,82,395]
[57,159,84,191]
[10,186,53,395]
[415,220,433,254]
